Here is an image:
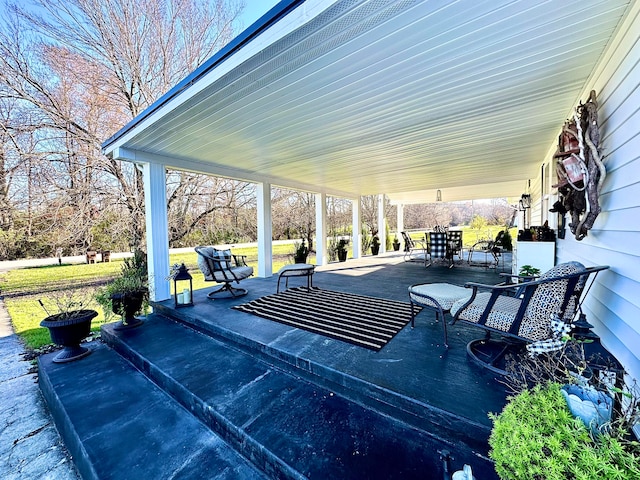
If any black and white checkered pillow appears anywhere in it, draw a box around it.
[526,316,572,356]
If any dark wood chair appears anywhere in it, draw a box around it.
[195,246,254,299]
[450,262,609,374]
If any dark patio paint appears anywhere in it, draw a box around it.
[39,254,509,479]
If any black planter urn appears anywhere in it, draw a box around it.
[371,245,380,255]
[110,289,147,330]
[40,309,98,363]
[294,255,308,264]
[337,250,347,262]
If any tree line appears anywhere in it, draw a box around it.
[0,0,514,261]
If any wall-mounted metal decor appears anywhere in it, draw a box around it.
[552,90,605,241]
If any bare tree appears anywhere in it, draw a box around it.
[361,195,394,236]
[272,188,316,249]
[167,171,254,246]
[0,0,244,254]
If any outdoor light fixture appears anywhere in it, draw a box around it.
[172,263,193,308]
[571,313,599,341]
[518,193,532,229]
[436,189,442,202]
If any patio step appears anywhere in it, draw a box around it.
[153,298,497,455]
[38,339,266,480]
[97,314,499,479]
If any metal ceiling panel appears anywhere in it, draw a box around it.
[103,0,632,202]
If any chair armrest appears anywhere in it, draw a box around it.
[462,281,520,292]
[232,254,248,267]
[498,272,539,282]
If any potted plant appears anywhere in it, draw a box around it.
[392,235,401,251]
[336,239,349,262]
[500,228,513,251]
[518,264,541,279]
[96,249,148,330]
[293,239,309,264]
[371,235,381,255]
[39,292,98,363]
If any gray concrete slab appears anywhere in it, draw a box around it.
[0,301,80,480]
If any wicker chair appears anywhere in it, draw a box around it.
[195,246,254,299]
[450,262,609,374]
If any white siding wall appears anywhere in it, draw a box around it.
[535,3,640,381]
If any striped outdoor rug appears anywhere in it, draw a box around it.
[232,287,418,351]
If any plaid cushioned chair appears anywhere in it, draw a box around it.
[195,246,254,299]
[426,231,448,267]
[450,262,609,374]
[447,230,464,262]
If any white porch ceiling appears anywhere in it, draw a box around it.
[103,0,632,204]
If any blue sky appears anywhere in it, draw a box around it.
[0,1,281,30]
[240,1,281,28]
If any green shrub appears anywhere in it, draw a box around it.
[500,228,513,251]
[489,383,640,480]
[470,214,488,231]
[385,221,392,250]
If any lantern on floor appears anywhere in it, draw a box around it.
[172,263,193,308]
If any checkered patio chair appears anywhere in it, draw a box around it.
[447,230,463,261]
[450,262,609,374]
[426,231,448,267]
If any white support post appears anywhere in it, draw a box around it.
[352,197,361,259]
[397,203,404,238]
[377,194,386,253]
[256,182,273,277]
[315,193,327,266]
[142,162,171,302]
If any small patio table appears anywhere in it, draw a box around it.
[408,283,472,347]
[277,263,315,293]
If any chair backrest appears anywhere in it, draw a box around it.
[448,230,463,251]
[518,262,592,340]
[428,231,447,258]
[401,231,415,251]
[196,246,234,280]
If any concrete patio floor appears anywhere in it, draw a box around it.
[38,251,512,479]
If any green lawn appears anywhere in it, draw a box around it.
[1,243,311,351]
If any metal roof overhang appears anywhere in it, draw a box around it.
[102,0,631,204]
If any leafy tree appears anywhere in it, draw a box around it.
[470,214,488,231]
